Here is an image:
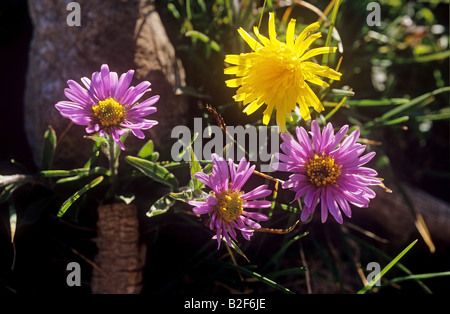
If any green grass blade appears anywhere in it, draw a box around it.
[357,239,418,294]
[346,98,409,107]
[380,271,450,288]
[322,0,341,66]
[207,259,295,294]
[379,86,450,121]
[57,176,104,218]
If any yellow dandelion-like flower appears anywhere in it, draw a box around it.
[224,12,342,131]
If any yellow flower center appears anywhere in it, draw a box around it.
[306,154,341,188]
[214,190,244,223]
[92,97,125,127]
[252,45,305,92]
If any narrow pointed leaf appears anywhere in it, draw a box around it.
[357,239,418,294]
[147,194,175,217]
[41,126,57,170]
[125,156,178,190]
[189,147,204,191]
[57,176,104,218]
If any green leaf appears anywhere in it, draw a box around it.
[167,3,181,20]
[84,140,102,169]
[41,126,56,170]
[147,194,175,218]
[137,139,159,161]
[169,189,208,202]
[380,86,450,121]
[207,259,294,294]
[266,267,307,279]
[382,115,410,126]
[357,239,418,294]
[226,238,250,263]
[125,156,178,190]
[380,271,450,288]
[57,176,104,218]
[189,147,204,191]
[346,98,409,107]
[138,139,154,159]
[84,134,109,145]
[54,167,110,184]
[40,168,91,178]
[185,30,221,52]
[118,194,135,205]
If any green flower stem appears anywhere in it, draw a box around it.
[107,135,119,195]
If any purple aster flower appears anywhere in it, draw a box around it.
[274,120,381,224]
[188,154,272,249]
[55,64,159,150]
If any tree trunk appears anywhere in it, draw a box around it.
[91,203,146,294]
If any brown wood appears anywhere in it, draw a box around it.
[91,202,146,294]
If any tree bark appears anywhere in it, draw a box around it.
[91,203,146,294]
[25,0,187,169]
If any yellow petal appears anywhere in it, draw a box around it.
[225,78,243,88]
[224,54,242,65]
[243,97,264,115]
[298,101,312,121]
[305,75,330,87]
[296,33,322,57]
[224,65,239,75]
[294,22,320,52]
[224,65,248,76]
[268,12,278,43]
[262,102,276,125]
[238,28,263,51]
[276,108,287,132]
[300,47,336,61]
[253,26,271,46]
[286,18,296,48]
[233,93,247,102]
[305,84,324,112]
[302,62,342,80]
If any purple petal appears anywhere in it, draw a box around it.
[243,200,271,208]
[243,211,268,221]
[192,205,214,215]
[109,71,118,99]
[100,64,111,96]
[241,185,271,200]
[115,70,134,101]
[121,81,151,107]
[194,172,211,187]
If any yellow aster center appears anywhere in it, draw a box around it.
[306,154,341,188]
[214,190,244,223]
[92,97,125,127]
